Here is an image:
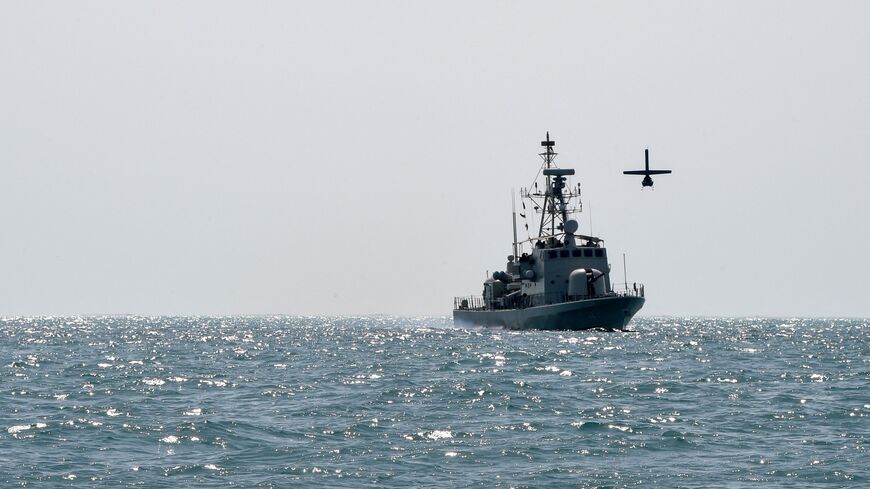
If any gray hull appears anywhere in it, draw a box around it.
[453,295,644,331]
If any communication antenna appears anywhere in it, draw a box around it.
[623,253,628,291]
[588,200,593,237]
[511,188,519,258]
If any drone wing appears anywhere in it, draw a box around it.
[624,150,673,178]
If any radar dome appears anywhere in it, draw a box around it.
[564,219,579,234]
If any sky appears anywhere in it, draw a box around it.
[1,1,868,317]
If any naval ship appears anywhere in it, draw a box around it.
[453,134,650,331]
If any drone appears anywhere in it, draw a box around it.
[623,149,672,188]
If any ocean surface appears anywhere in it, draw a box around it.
[0,317,866,487]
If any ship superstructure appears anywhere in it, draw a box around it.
[453,134,645,331]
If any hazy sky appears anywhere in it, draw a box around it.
[1,1,868,317]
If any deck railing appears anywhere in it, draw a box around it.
[454,283,644,311]
[612,282,646,298]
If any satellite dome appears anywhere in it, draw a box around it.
[563,219,579,234]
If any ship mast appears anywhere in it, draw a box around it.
[522,133,581,248]
[539,133,556,239]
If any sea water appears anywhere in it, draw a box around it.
[0,316,866,487]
